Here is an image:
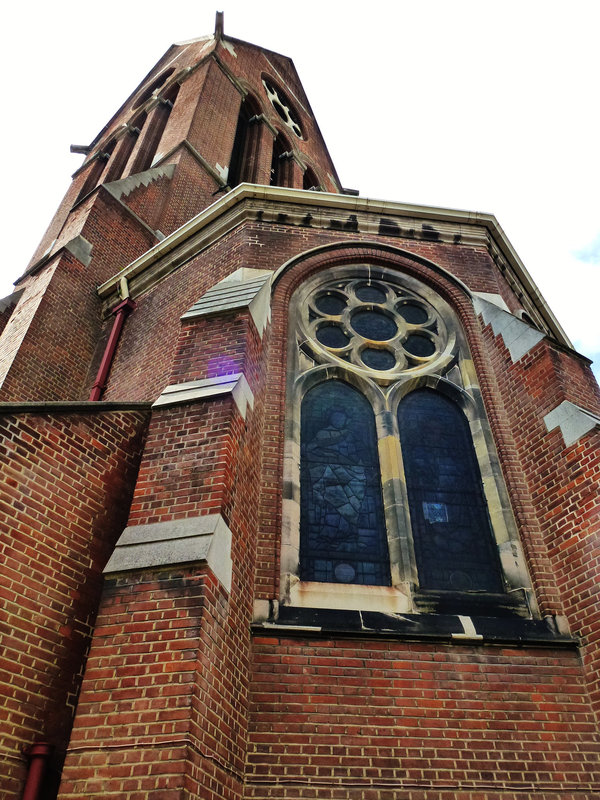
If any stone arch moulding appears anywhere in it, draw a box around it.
[272,244,538,619]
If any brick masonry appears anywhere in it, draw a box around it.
[0,20,598,800]
[0,407,149,794]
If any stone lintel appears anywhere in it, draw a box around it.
[103,513,232,591]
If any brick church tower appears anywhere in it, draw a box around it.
[1,14,599,799]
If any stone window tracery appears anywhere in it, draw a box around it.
[282,264,533,615]
[303,276,450,379]
[262,78,303,139]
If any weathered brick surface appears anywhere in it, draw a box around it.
[2,23,599,800]
[0,261,58,394]
[58,566,245,800]
[0,407,149,797]
[58,303,267,796]
[247,636,600,799]
[99,220,512,405]
[0,188,158,402]
[481,324,600,719]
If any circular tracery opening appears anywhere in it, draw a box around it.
[351,309,397,341]
[356,284,387,304]
[302,273,450,379]
[397,302,429,324]
[262,78,303,138]
[316,323,350,349]
[315,293,346,316]
[361,347,396,371]
[403,334,436,357]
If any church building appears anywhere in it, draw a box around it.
[1,13,599,799]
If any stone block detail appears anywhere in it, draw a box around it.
[64,235,93,267]
[544,400,600,447]
[182,267,272,337]
[104,513,233,591]
[152,372,254,418]
[104,163,176,201]
[474,295,544,362]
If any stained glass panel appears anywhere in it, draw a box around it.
[398,302,429,324]
[403,334,436,358]
[316,324,350,349]
[397,390,504,592]
[361,348,396,371]
[315,293,346,316]
[300,381,390,585]
[356,284,387,303]
[351,310,397,341]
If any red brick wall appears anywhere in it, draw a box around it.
[151,147,227,237]
[0,406,149,798]
[58,565,244,800]
[187,59,242,171]
[125,307,264,525]
[58,307,267,796]
[100,223,509,405]
[481,325,600,719]
[0,190,158,403]
[126,397,245,525]
[116,168,174,233]
[247,635,600,799]
[0,262,58,396]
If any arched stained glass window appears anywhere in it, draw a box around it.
[300,381,390,586]
[397,390,504,592]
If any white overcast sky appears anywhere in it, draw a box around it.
[1,1,599,378]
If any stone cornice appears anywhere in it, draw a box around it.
[96,184,571,348]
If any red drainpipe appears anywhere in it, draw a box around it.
[22,742,53,800]
[89,298,136,401]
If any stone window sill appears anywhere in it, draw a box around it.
[253,605,577,648]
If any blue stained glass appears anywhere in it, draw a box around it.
[356,284,387,303]
[316,324,350,349]
[403,334,435,358]
[300,381,390,585]
[361,348,396,371]
[398,302,428,324]
[351,310,397,341]
[398,390,503,592]
[316,293,347,316]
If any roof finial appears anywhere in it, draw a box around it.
[215,11,224,39]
